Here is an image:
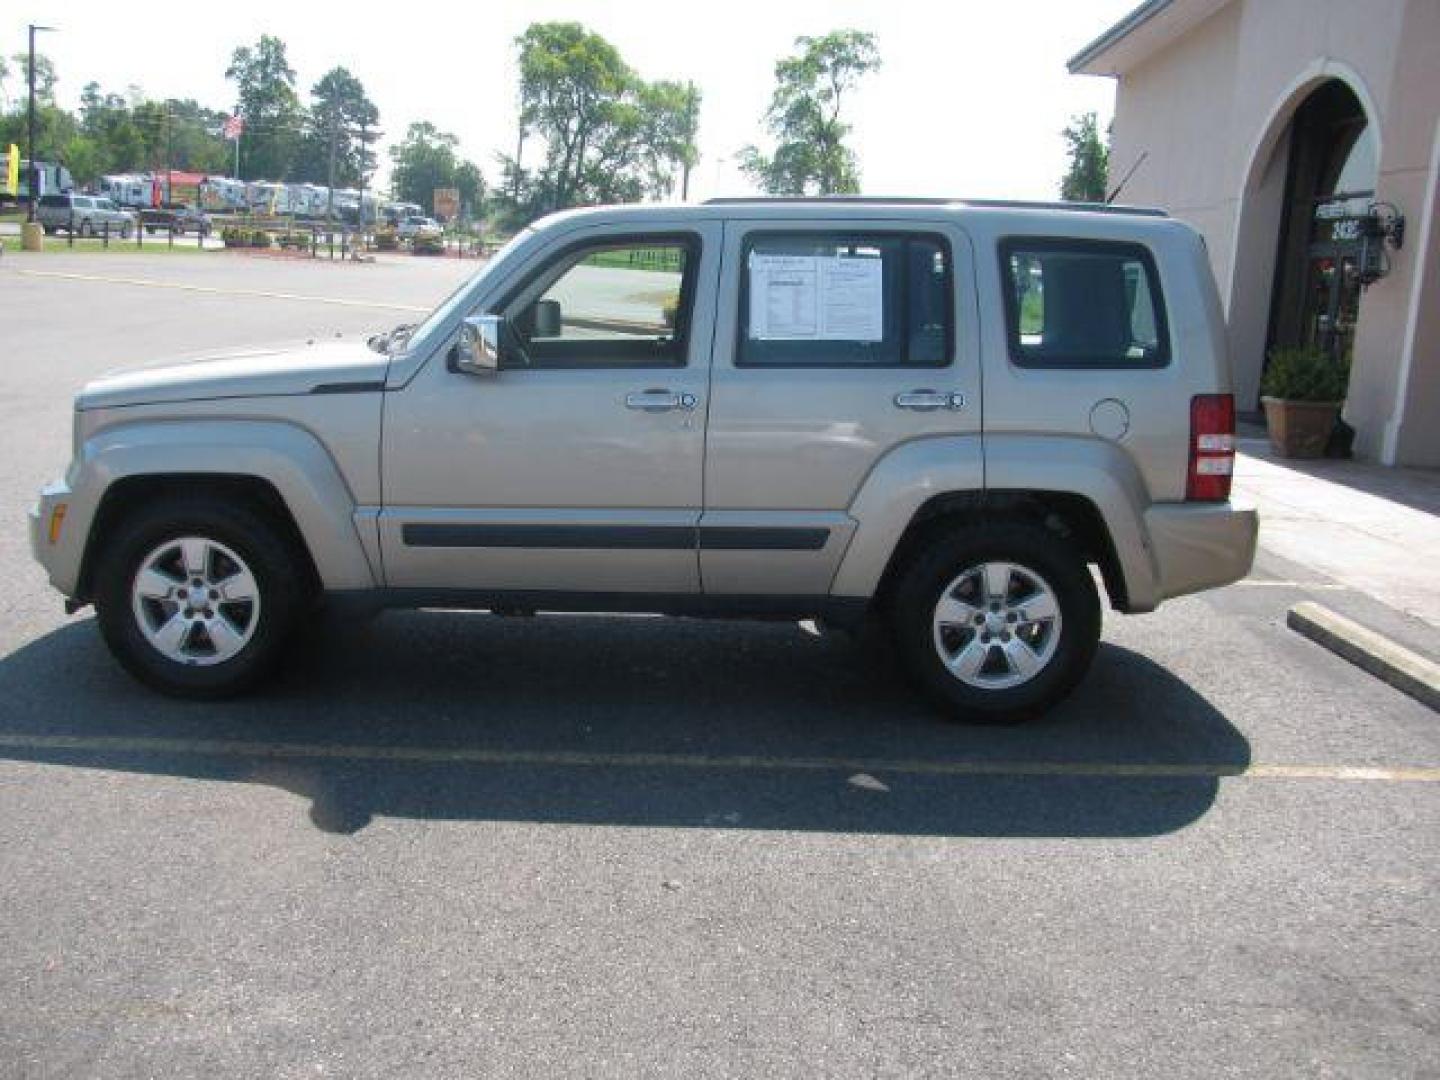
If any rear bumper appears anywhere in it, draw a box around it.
[1143,500,1258,606]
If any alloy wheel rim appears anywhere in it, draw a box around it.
[130,536,261,667]
[931,561,1063,690]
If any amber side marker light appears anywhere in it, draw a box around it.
[48,504,67,544]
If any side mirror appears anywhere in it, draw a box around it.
[455,314,505,375]
[533,298,563,338]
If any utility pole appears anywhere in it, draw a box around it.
[356,120,368,256]
[326,111,338,223]
[164,103,173,204]
[25,25,56,222]
[512,123,525,202]
[680,81,698,202]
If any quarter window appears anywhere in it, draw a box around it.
[1000,239,1169,368]
[739,233,953,367]
[505,238,697,368]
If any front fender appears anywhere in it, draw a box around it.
[51,419,378,596]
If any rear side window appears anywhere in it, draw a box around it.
[38,194,66,208]
[1000,238,1169,368]
[739,233,952,367]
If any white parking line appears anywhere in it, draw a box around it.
[0,733,1436,784]
[7,268,430,313]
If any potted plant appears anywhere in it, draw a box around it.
[1260,346,1350,458]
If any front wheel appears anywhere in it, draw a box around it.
[890,523,1101,724]
[94,497,309,698]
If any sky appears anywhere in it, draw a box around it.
[3,0,1136,201]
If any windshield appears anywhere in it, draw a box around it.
[399,227,537,357]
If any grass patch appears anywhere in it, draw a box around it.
[7,238,217,255]
[582,247,685,273]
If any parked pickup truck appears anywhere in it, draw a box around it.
[140,206,213,236]
[29,197,1257,722]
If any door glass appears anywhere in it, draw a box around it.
[512,241,693,367]
[738,233,952,367]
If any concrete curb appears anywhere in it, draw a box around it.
[1287,602,1440,713]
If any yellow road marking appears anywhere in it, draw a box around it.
[0,733,1435,783]
[7,268,429,313]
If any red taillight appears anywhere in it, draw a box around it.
[1187,393,1235,501]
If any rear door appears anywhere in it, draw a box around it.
[700,217,981,595]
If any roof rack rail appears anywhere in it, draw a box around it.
[701,195,1169,217]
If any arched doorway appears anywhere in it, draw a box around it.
[1266,80,1378,364]
[1225,70,1380,412]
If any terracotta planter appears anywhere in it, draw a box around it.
[1261,396,1341,459]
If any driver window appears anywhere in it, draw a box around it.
[508,238,696,368]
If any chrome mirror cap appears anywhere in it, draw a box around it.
[455,315,504,374]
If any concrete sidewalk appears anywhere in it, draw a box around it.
[1234,436,1440,661]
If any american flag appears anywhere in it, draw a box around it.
[222,115,244,140]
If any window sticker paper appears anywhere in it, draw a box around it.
[749,253,883,341]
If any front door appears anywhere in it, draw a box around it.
[378,224,720,595]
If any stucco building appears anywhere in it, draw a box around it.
[1070,0,1440,465]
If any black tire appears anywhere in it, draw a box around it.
[93,496,308,699]
[890,522,1100,724]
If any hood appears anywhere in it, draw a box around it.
[76,341,389,410]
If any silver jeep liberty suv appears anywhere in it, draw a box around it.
[30,197,1257,722]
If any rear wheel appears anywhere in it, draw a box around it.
[890,523,1100,723]
[94,497,308,698]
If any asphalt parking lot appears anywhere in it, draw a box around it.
[0,252,1436,1078]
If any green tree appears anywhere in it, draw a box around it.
[739,30,879,196]
[293,66,379,187]
[454,160,485,219]
[510,22,699,214]
[225,35,302,180]
[10,50,58,104]
[389,121,483,218]
[1059,111,1109,202]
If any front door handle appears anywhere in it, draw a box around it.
[626,389,698,412]
[895,389,965,411]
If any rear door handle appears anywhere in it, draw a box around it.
[626,389,698,412]
[895,390,965,411]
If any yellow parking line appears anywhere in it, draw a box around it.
[0,733,1435,784]
[8,268,429,313]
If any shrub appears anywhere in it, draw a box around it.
[373,226,399,251]
[1261,346,1350,402]
[412,232,445,256]
[220,225,247,248]
[250,229,273,249]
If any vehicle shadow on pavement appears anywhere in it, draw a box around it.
[0,612,1251,837]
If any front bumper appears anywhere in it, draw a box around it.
[1144,500,1259,604]
[30,476,85,599]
